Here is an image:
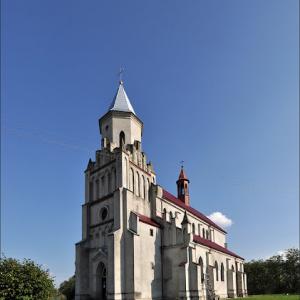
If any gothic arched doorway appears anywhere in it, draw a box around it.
[96,262,107,300]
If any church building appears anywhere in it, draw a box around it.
[75,81,248,300]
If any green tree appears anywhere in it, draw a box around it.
[282,248,300,293]
[0,257,56,300]
[245,259,267,294]
[245,248,300,295]
[58,275,75,300]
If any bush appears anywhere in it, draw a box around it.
[0,257,56,300]
[58,275,75,300]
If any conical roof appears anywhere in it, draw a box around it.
[109,82,136,114]
[178,167,188,180]
[181,211,190,224]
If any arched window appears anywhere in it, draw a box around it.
[124,157,128,188]
[231,265,235,272]
[113,168,117,190]
[129,168,134,192]
[147,178,150,200]
[215,261,219,281]
[119,131,125,148]
[107,172,111,194]
[136,172,140,196]
[96,179,100,199]
[169,211,173,221]
[180,183,185,196]
[221,263,225,281]
[104,171,109,195]
[101,176,105,197]
[198,224,201,235]
[202,228,205,238]
[89,181,94,201]
[192,223,195,234]
[141,175,145,198]
[199,257,204,283]
[163,208,167,218]
[206,230,209,239]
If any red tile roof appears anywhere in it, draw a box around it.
[162,189,227,233]
[193,234,244,260]
[136,213,161,228]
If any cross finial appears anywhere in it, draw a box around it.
[118,67,124,84]
[180,160,184,169]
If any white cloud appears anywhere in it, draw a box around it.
[207,212,233,228]
[264,249,287,260]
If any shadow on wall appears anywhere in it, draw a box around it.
[151,229,162,299]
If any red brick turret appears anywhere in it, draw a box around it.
[176,167,190,206]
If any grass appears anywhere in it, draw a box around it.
[236,295,300,300]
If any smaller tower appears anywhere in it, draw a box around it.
[176,166,190,206]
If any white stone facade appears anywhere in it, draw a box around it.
[75,83,247,300]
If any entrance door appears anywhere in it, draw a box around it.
[102,266,107,300]
[96,262,107,300]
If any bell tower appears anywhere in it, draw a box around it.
[99,81,143,151]
[176,166,190,206]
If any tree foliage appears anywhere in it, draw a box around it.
[58,275,75,300]
[0,257,55,300]
[245,248,300,295]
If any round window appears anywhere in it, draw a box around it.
[100,207,108,221]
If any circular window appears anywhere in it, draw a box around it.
[100,207,108,221]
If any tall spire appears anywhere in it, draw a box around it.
[109,82,136,115]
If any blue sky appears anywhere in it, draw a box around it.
[1,0,299,286]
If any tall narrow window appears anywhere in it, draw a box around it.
[124,157,128,188]
[113,168,117,190]
[119,131,125,148]
[180,183,184,195]
[163,208,167,218]
[215,262,219,281]
[130,168,134,192]
[192,223,195,234]
[101,176,105,197]
[147,178,150,200]
[96,179,100,199]
[206,230,209,239]
[141,175,145,198]
[198,224,201,235]
[199,257,204,283]
[107,172,111,194]
[111,168,117,192]
[221,263,225,281]
[202,228,205,238]
[136,172,140,196]
[89,181,94,201]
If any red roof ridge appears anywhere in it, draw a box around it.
[134,212,161,228]
[193,234,244,260]
[162,189,227,234]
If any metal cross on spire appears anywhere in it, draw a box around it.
[118,67,124,84]
[180,160,185,169]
